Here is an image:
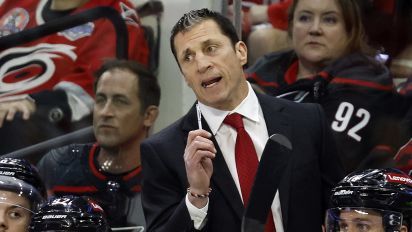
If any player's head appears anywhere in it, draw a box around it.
[29,195,111,232]
[93,59,160,115]
[170,8,240,65]
[326,168,412,232]
[92,59,160,149]
[0,157,46,232]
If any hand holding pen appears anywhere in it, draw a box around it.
[183,102,215,206]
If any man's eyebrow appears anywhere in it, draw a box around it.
[203,39,222,48]
[113,94,129,99]
[179,39,218,57]
[180,48,192,59]
[95,92,105,96]
[95,93,128,99]
[8,204,31,211]
[203,39,214,45]
[356,218,373,223]
[341,218,373,224]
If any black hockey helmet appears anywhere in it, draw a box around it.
[29,195,112,232]
[0,157,46,211]
[326,168,412,232]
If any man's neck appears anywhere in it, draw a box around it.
[97,142,141,174]
[50,0,88,11]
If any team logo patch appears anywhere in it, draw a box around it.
[0,43,77,96]
[0,7,29,37]
[57,22,94,41]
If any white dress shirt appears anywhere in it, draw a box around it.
[186,83,284,231]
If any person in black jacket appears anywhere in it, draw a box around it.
[37,59,160,230]
[246,0,406,173]
[141,8,343,232]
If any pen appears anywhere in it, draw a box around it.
[196,103,202,130]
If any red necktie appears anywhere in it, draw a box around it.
[223,113,275,232]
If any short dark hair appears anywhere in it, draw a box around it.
[94,59,161,113]
[170,8,240,63]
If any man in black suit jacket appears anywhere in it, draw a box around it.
[141,8,344,232]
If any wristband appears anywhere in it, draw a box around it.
[187,187,212,198]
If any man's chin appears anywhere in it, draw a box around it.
[97,137,120,149]
[99,143,121,155]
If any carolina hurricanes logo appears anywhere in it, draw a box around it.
[0,43,77,96]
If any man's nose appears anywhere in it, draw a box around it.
[0,211,8,230]
[100,101,115,117]
[196,54,213,73]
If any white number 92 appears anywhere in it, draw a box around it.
[331,102,370,142]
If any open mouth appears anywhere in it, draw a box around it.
[201,77,222,88]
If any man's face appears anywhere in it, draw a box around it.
[93,69,146,149]
[0,191,32,232]
[337,210,385,232]
[174,19,249,111]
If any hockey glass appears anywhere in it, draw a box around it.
[325,207,403,232]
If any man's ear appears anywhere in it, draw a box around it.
[400,225,408,232]
[235,41,248,66]
[143,105,159,128]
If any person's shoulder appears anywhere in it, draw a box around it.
[259,94,325,128]
[259,92,320,111]
[329,53,392,84]
[246,49,295,73]
[39,143,92,167]
[144,117,185,144]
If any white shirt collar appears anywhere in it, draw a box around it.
[198,82,260,135]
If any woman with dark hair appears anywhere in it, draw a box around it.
[246,0,405,173]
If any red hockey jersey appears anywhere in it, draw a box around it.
[0,0,149,119]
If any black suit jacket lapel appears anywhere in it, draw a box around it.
[182,104,244,220]
[257,94,292,230]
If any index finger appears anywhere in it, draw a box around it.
[187,129,212,144]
